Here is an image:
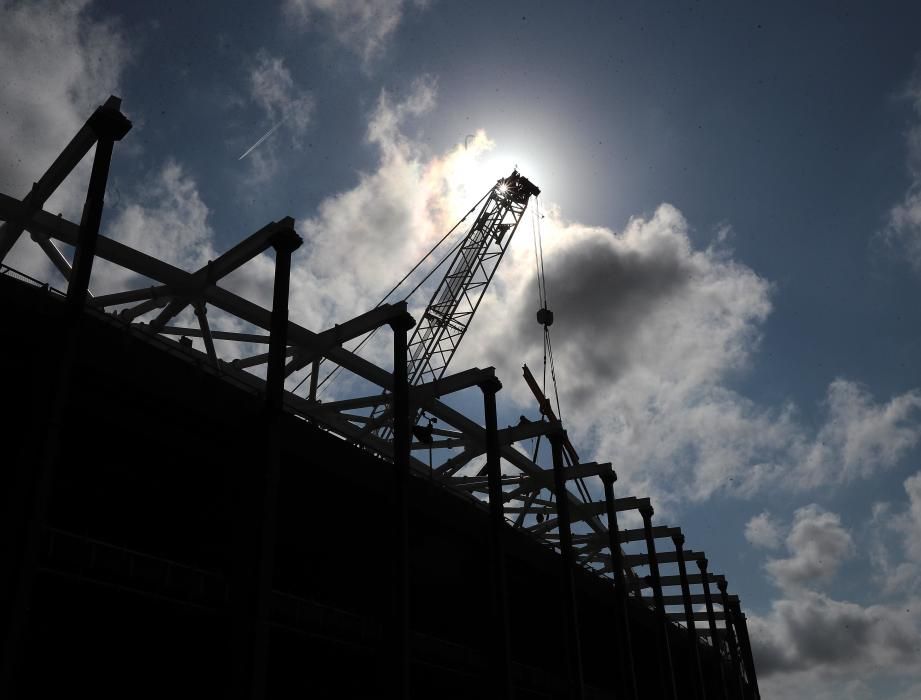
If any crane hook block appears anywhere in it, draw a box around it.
[536,307,554,327]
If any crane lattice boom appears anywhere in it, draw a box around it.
[406,170,539,386]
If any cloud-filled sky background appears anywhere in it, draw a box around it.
[3,1,921,696]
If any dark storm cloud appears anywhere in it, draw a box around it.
[750,591,920,677]
[513,228,693,394]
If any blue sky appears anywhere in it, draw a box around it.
[3,1,921,697]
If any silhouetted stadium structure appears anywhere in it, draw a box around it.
[1,97,760,699]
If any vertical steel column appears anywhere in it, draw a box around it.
[550,430,585,700]
[390,306,415,699]
[640,505,677,700]
[230,227,302,700]
[308,359,320,402]
[264,230,302,411]
[193,301,219,368]
[67,100,132,310]
[481,376,513,699]
[0,95,122,264]
[600,467,638,700]
[718,580,745,700]
[1,99,131,697]
[730,602,760,700]
[697,559,729,700]
[674,533,706,700]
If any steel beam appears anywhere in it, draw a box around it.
[230,226,302,700]
[667,612,727,623]
[641,505,677,700]
[93,286,163,308]
[674,533,706,700]
[67,98,131,310]
[601,467,638,700]
[731,602,760,700]
[389,306,415,699]
[698,558,729,700]
[0,96,121,262]
[719,579,746,700]
[481,375,512,699]
[284,302,419,377]
[642,593,739,607]
[265,230,301,411]
[0,96,130,698]
[551,430,584,700]
[159,326,271,344]
[640,574,721,588]
[31,231,74,284]
[622,549,706,567]
[194,302,218,367]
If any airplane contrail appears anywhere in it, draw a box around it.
[238,115,290,161]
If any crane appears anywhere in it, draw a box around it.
[405,169,540,387]
[356,170,539,440]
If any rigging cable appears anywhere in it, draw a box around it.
[532,198,591,503]
[532,197,563,421]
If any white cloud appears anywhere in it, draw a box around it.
[460,201,790,505]
[902,471,921,561]
[462,198,921,505]
[92,160,216,293]
[0,0,127,277]
[248,51,314,143]
[745,511,783,549]
[223,75,480,342]
[894,680,921,700]
[283,0,429,67]
[238,51,315,182]
[880,63,921,272]
[750,501,921,692]
[367,75,436,148]
[221,71,921,504]
[760,674,884,700]
[765,505,854,590]
[794,380,921,489]
[869,471,921,596]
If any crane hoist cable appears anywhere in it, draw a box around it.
[531,200,592,504]
[532,197,563,422]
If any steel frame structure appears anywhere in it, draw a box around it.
[0,96,760,699]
